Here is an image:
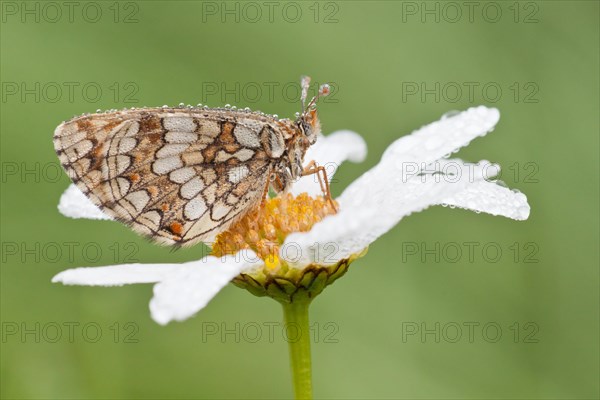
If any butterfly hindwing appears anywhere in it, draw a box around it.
[54,108,276,246]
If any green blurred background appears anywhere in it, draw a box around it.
[1,1,598,399]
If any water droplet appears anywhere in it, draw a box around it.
[224,104,231,108]
[442,110,460,119]
[197,103,203,107]
[96,109,102,113]
[162,105,168,108]
[178,102,185,108]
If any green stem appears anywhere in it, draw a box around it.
[282,298,313,400]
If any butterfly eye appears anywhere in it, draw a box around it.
[301,121,312,137]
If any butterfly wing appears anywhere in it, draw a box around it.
[54,108,274,246]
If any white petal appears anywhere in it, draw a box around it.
[149,250,263,325]
[282,159,510,267]
[290,130,367,196]
[58,184,112,220]
[52,264,175,286]
[441,180,530,220]
[383,106,500,164]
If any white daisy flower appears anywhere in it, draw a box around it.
[52,106,530,325]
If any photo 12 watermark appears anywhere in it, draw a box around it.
[401,321,540,343]
[1,321,140,343]
[200,1,340,24]
[397,160,540,184]
[399,241,539,264]
[401,81,540,104]
[1,81,140,104]
[400,2,540,24]
[1,162,67,184]
[1,1,140,23]
[200,321,339,343]
[1,241,140,264]
[200,80,339,105]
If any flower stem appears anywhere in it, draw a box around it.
[282,298,313,400]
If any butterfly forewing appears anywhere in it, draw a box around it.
[54,108,275,246]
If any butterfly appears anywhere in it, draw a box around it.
[53,76,332,247]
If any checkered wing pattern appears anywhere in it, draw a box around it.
[54,108,275,246]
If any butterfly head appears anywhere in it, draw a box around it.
[296,76,329,145]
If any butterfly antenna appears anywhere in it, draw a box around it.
[304,83,331,114]
[300,75,311,113]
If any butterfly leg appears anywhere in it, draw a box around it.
[301,161,337,212]
[260,170,271,206]
[303,160,327,194]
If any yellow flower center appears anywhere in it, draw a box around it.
[211,193,338,269]
[211,193,365,304]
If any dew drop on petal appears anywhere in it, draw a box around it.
[442,110,460,119]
